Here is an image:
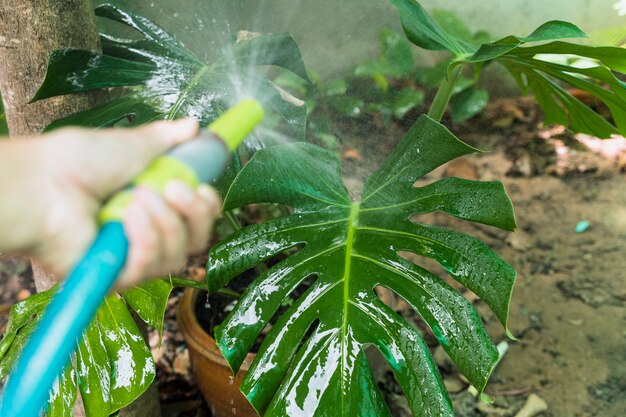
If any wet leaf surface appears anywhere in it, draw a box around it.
[207,115,516,416]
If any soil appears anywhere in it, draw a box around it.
[1,97,625,416]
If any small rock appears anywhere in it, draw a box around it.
[394,298,412,313]
[506,232,531,251]
[445,158,479,180]
[432,346,455,371]
[575,220,591,234]
[476,401,511,415]
[17,289,31,301]
[514,393,548,417]
[386,393,412,417]
[375,286,396,310]
[173,348,190,375]
[236,30,261,42]
[444,376,467,393]
[343,148,362,161]
[151,346,165,364]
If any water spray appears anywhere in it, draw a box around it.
[0,99,264,417]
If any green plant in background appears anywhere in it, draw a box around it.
[390,0,626,138]
[0,4,309,416]
[355,12,492,124]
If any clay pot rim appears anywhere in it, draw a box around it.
[177,288,256,372]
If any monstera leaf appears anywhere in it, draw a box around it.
[0,280,172,417]
[207,115,516,416]
[32,3,309,137]
[390,0,626,138]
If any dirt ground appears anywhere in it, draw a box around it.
[1,97,625,417]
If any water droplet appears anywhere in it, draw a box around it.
[205,293,211,310]
[228,375,234,386]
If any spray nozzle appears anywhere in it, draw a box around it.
[209,99,265,151]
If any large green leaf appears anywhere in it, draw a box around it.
[389,0,626,138]
[32,4,310,138]
[0,280,173,416]
[207,115,516,416]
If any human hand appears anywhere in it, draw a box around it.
[12,119,220,288]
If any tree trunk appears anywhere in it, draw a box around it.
[0,2,161,416]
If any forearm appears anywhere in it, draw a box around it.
[0,139,46,253]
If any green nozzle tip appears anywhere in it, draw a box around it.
[209,99,264,151]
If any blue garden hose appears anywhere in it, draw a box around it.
[0,99,264,417]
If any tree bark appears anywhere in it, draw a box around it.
[0,2,161,416]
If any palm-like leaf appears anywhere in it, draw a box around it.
[207,115,516,416]
[32,4,310,137]
[390,0,626,138]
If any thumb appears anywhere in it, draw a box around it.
[79,118,200,198]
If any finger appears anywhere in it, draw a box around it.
[137,187,188,271]
[164,181,221,253]
[119,195,162,288]
[78,118,200,198]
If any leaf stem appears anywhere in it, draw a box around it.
[427,65,463,122]
[225,211,242,231]
[166,65,210,120]
[166,277,241,299]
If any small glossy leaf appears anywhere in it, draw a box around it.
[0,318,41,381]
[415,59,451,88]
[47,365,78,417]
[432,9,473,44]
[324,79,348,96]
[77,295,155,417]
[380,29,415,77]
[33,4,309,138]
[450,87,489,122]
[0,288,55,362]
[208,115,516,416]
[45,94,160,131]
[389,0,475,56]
[122,279,173,335]
[391,88,425,119]
[330,96,366,118]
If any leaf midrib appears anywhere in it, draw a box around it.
[166,64,210,120]
[340,202,359,413]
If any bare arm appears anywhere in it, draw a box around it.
[0,119,220,288]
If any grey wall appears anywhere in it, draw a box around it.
[104,0,625,80]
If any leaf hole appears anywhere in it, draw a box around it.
[259,274,319,350]
[396,250,480,310]
[196,244,307,351]
[363,343,407,414]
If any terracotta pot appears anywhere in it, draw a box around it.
[177,289,257,417]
